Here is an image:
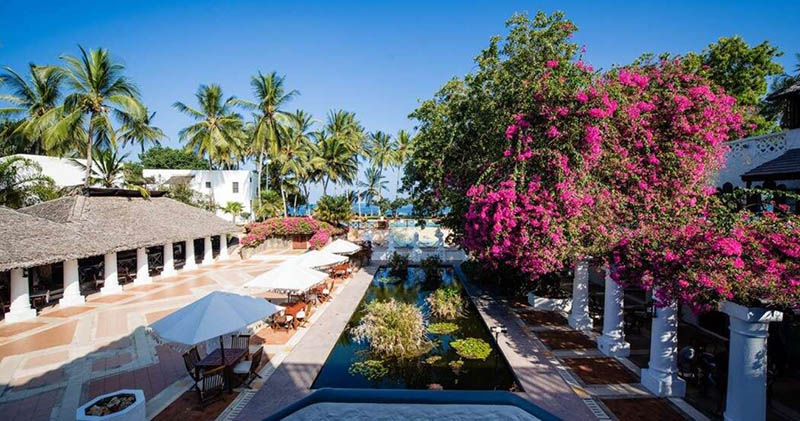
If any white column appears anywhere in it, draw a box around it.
[202,236,214,265]
[134,247,151,284]
[568,257,592,332]
[162,242,176,277]
[641,299,685,397]
[598,267,630,357]
[219,235,229,260]
[5,268,37,322]
[184,240,197,270]
[722,301,783,421]
[60,259,85,307]
[100,252,122,295]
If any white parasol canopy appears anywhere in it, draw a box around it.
[244,263,329,294]
[149,291,283,346]
[322,238,362,255]
[289,249,348,269]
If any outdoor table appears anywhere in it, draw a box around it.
[195,347,248,392]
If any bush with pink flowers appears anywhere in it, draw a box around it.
[308,229,331,250]
[241,217,342,248]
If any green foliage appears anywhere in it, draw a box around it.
[348,360,388,381]
[425,287,464,319]
[139,146,211,170]
[255,190,283,220]
[314,194,353,224]
[448,359,465,375]
[122,162,144,186]
[420,255,443,283]
[427,322,459,335]
[387,252,409,277]
[0,156,60,208]
[71,147,127,188]
[376,275,403,284]
[450,338,491,360]
[220,201,244,223]
[351,299,433,359]
[684,36,784,134]
[166,181,213,210]
[404,11,581,239]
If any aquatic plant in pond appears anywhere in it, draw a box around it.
[312,267,517,390]
[420,255,443,283]
[348,360,389,381]
[388,252,409,276]
[376,275,403,284]
[450,338,492,360]
[351,299,432,359]
[427,322,459,335]
[426,287,464,319]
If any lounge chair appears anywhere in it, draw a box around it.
[232,347,263,388]
[196,366,225,407]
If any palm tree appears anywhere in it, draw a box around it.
[0,156,57,208]
[45,47,144,188]
[118,105,165,153]
[236,72,298,203]
[358,167,387,216]
[70,147,127,188]
[314,129,358,195]
[0,63,67,154]
[174,84,244,169]
[365,131,396,201]
[393,129,414,196]
[275,110,320,216]
[220,201,244,224]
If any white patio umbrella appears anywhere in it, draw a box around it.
[244,263,329,294]
[322,238,361,255]
[289,249,348,269]
[149,291,283,361]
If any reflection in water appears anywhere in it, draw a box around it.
[312,267,518,390]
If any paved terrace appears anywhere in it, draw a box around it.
[0,249,307,421]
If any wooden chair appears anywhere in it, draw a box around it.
[232,347,263,388]
[182,349,201,390]
[196,366,225,407]
[296,303,312,327]
[231,334,251,357]
[271,313,293,332]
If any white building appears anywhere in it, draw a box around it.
[4,154,91,187]
[716,128,800,190]
[143,169,257,222]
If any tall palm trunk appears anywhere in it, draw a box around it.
[322,177,328,197]
[83,115,95,188]
[207,155,216,208]
[256,145,264,204]
[280,180,288,217]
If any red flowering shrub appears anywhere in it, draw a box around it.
[241,217,339,248]
[308,229,330,250]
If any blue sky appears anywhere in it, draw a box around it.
[2,1,799,202]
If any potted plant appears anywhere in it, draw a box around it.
[76,389,145,421]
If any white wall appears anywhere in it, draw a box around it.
[143,169,257,222]
[5,154,89,187]
[716,128,800,190]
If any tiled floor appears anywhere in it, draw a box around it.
[0,248,304,421]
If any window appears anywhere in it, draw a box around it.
[232,182,239,193]
[205,181,211,189]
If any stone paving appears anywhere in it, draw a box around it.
[0,248,304,421]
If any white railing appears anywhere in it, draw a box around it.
[717,128,800,187]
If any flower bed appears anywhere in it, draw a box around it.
[241,217,344,249]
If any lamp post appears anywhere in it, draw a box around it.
[491,325,507,389]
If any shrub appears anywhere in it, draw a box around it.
[241,217,343,248]
[308,229,330,250]
[427,322,459,335]
[420,255,443,283]
[348,360,388,381]
[314,194,353,225]
[388,252,409,277]
[450,338,492,360]
[351,299,433,359]
[449,359,465,375]
[425,287,464,319]
[424,355,443,365]
[376,275,403,284]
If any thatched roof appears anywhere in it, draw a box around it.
[0,207,107,272]
[767,79,800,101]
[19,194,240,254]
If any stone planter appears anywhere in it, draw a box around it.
[527,292,572,313]
[76,389,145,421]
[721,301,783,421]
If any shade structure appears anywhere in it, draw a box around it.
[322,238,361,256]
[149,291,283,346]
[289,250,348,269]
[244,263,329,294]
